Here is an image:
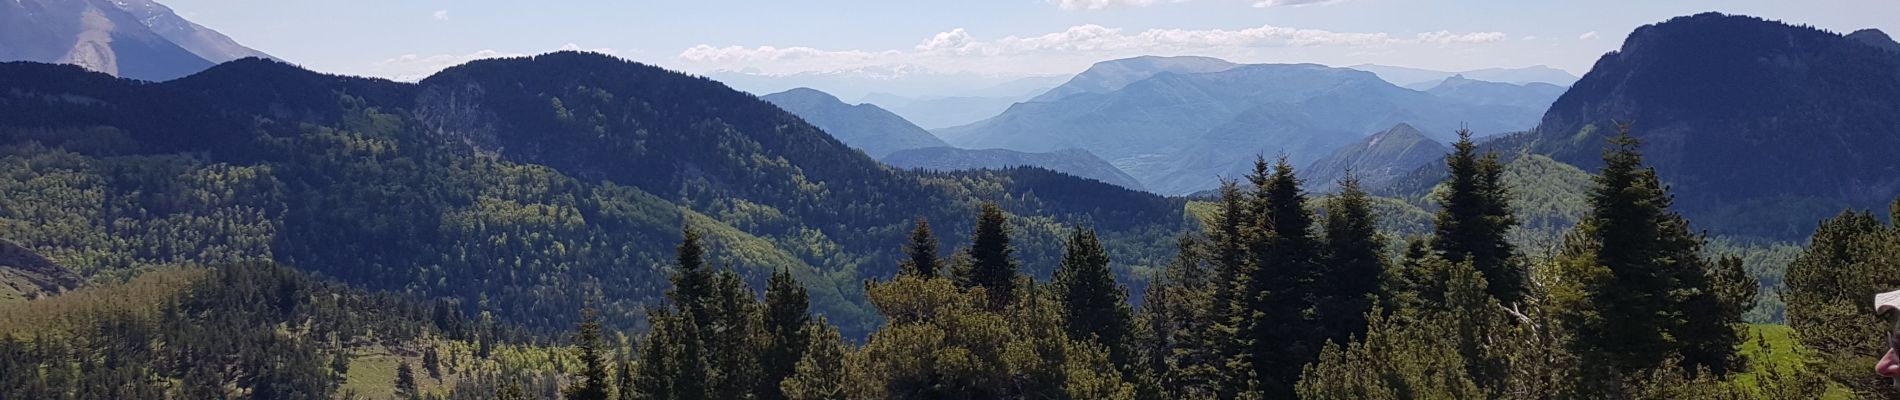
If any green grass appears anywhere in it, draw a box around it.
[1737,324,1853,399]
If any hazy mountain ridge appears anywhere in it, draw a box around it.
[1352,64,1580,87]
[761,87,950,158]
[939,60,1552,195]
[1303,123,1449,192]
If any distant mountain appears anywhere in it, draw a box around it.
[1425,75,1568,108]
[1303,124,1448,192]
[1526,13,1900,239]
[1848,29,1900,53]
[0,0,269,81]
[107,0,276,63]
[1029,55,1238,102]
[860,93,1036,130]
[708,67,1062,102]
[1352,64,1580,87]
[937,60,1548,195]
[883,147,1146,191]
[762,88,949,158]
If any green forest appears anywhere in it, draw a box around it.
[5,123,1894,399]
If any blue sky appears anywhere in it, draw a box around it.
[162,0,1897,82]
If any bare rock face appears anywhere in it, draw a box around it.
[0,239,83,301]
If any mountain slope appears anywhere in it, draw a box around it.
[0,238,82,302]
[1848,29,1900,54]
[1303,123,1448,192]
[105,0,275,63]
[0,0,214,81]
[940,62,1547,195]
[1425,75,1568,108]
[882,147,1146,191]
[762,87,949,158]
[1529,13,1900,239]
[0,53,1186,336]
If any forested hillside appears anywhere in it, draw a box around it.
[0,53,1188,338]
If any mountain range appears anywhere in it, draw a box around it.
[0,0,272,81]
[761,88,950,158]
[936,58,1564,195]
[0,53,1186,336]
[763,87,1147,191]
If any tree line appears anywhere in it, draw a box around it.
[525,125,1855,400]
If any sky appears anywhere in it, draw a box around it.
[162,0,1898,86]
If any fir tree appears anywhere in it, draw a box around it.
[958,201,1019,309]
[672,228,715,324]
[780,317,848,400]
[1053,228,1135,367]
[1231,156,1323,399]
[760,269,813,400]
[899,218,943,278]
[565,309,611,400]
[616,359,636,400]
[1316,175,1385,348]
[1432,128,1524,304]
[1556,125,1747,377]
[395,361,418,400]
[633,309,709,400]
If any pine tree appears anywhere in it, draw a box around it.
[1784,204,1900,396]
[780,317,849,400]
[1432,128,1524,304]
[565,309,612,400]
[616,359,637,400]
[672,228,715,324]
[395,361,418,400]
[1053,228,1135,367]
[423,346,442,380]
[958,201,1019,309]
[704,271,766,400]
[499,377,533,400]
[1556,125,1747,378]
[1316,175,1385,348]
[899,218,943,278]
[1206,180,1251,398]
[1230,156,1322,399]
[1136,236,1222,398]
[760,269,813,400]
[633,308,710,400]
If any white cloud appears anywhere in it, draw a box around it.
[1579,31,1600,40]
[432,9,449,21]
[1415,31,1507,45]
[676,23,1504,77]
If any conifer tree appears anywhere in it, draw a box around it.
[1230,156,1323,399]
[704,271,765,400]
[616,359,636,400]
[760,269,813,400]
[395,361,418,400]
[1316,175,1385,347]
[672,228,715,323]
[899,218,943,278]
[633,309,709,400]
[1556,125,1746,377]
[958,201,1019,309]
[499,377,533,400]
[1784,204,1900,396]
[1135,236,1222,398]
[1054,228,1134,367]
[1432,128,1524,304]
[565,309,611,400]
[780,318,848,400]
